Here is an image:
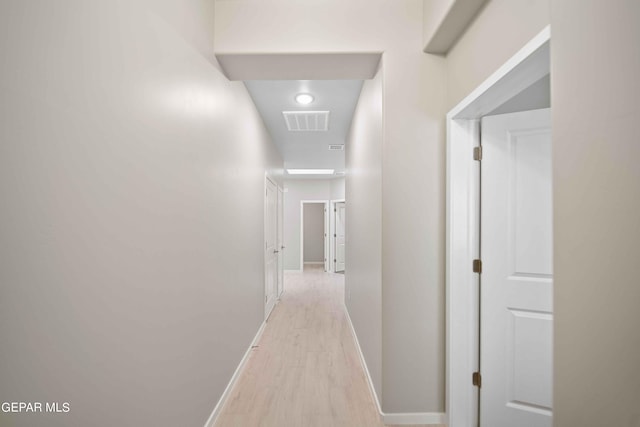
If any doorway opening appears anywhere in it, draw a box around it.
[446,27,551,427]
[301,201,328,272]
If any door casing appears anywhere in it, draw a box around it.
[445,26,551,427]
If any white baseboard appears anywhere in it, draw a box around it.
[203,320,267,427]
[303,262,324,265]
[284,269,303,273]
[383,412,447,425]
[344,307,383,416]
[344,306,447,426]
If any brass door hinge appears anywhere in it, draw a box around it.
[473,259,482,274]
[472,371,482,388]
[473,146,483,161]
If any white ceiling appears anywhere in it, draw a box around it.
[244,79,364,176]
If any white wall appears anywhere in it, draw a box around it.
[551,1,640,425]
[331,177,346,201]
[282,178,345,270]
[445,0,549,109]
[303,204,325,263]
[422,0,456,47]
[283,180,331,270]
[0,1,282,426]
[216,0,448,413]
[446,2,640,425]
[345,65,384,401]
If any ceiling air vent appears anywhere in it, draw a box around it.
[328,144,344,151]
[283,111,330,131]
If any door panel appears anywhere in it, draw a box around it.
[510,130,553,276]
[507,309,553,410]
[481,108,552,427]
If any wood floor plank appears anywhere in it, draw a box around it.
[213,266,445,427]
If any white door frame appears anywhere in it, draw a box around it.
[277,186,284,298]
[446,26,550,427]
[264,176,278,320]
[329,198,345,273]
[300,200,329,271]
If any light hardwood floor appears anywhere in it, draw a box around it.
[213,266,444,427]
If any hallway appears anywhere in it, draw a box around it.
[214,266,440,427]
[1,2,638,426]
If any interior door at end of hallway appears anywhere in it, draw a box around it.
[480,108,553,427]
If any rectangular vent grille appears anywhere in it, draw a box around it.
[283,111,330,131]
[328,145,344,151]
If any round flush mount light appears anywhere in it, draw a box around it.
[295,93,314,105]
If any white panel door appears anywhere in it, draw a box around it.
[335,202,346,272]
[264,178,278,319]
[277,187,284,297]
[481,109,553,427]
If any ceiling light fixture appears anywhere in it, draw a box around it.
[287,169,334,175]
[295,93,314,105]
